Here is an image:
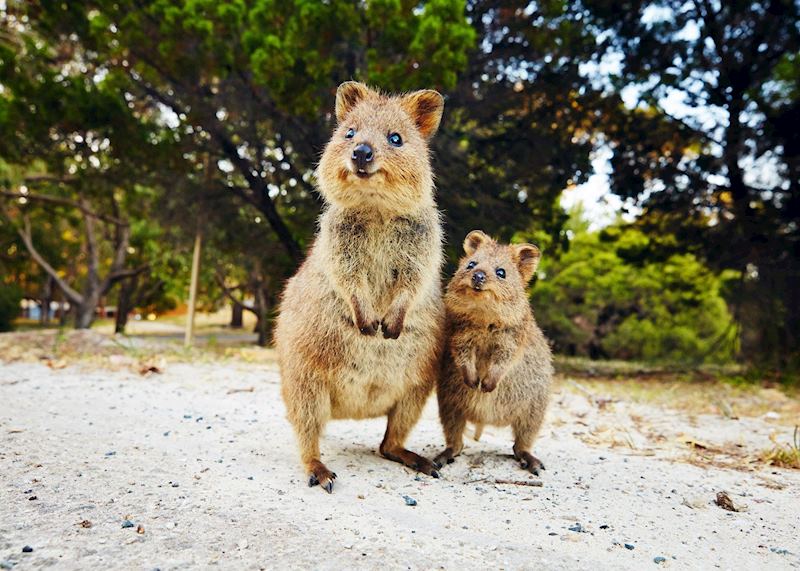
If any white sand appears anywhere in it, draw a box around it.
[1,360,798,570]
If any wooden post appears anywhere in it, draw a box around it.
[184,227,202,347]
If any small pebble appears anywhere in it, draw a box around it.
[568,523,585,533]
[624,543,635,550]
[654,556,666,564]
[22,546,33,553]
[122,520,135,529]
[599,524,610,530]
[105,451,116,457]
[247,476,254,481]
[403,495,417,506]
[28,496,37,501]
[1,561,14,569]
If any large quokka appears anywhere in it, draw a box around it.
[435,231,553,475]
[276,82,446,493]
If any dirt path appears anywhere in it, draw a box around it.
[1,358,798,570]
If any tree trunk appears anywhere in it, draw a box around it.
[230,302,244,328]
[115,275,138,334]
[73,284,101,329]
[74,301,95,329]
[184,226,202,347]
[39,276,53,324]
[254,285,269,347]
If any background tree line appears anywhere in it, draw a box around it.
[0,1,797,376]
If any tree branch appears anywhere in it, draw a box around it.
[14,213,84,305]
[0,190,129,226]
[214,272,258,316]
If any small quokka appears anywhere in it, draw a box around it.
[435,230,553,475]
[276,82,446,493]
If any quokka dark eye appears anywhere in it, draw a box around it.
[345,128,356,139]
[495,268,506,279]
[466,261,477,269]
[388,132,403,147]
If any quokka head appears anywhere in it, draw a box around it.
[446,230,541,319]
[317,81,444,213]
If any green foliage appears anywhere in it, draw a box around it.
[534,220,736,364]
[0,282,22,331]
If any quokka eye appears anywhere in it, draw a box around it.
[388,132,403,147]
[495,268,506,279]
[345,128,356,139]
[466,261,477,269]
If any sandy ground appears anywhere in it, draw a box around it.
[1,345,799,570]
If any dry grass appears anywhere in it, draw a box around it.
[557,375,800,427]
[0,328,278,375]
[759,426,800,469]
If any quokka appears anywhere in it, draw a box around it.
[435,230,553,475]
[275,82,446,493]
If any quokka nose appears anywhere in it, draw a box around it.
[351,143,374,171]
[471,270,486,287]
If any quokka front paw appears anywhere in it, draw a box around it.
[380,316,404,339]
[357,319,380,336]
[350,296,380,336]
[480,375,499,393]
[380,306,407,340]
[461,366,479,389]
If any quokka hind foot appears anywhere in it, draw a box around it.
[514,450,545,475]
[307,460,337,494]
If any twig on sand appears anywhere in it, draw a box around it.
[227,386,255,394]
[465,477,543,487]
[494,478,543,487]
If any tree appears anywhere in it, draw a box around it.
[580,0,800,371]
[0,14,178,328]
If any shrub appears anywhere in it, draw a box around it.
[533,226,736,364]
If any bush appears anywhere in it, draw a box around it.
[0,284,22,332]
[533,225,736,364]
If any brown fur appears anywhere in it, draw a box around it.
[276,82,446,492]
[435,231,553,475]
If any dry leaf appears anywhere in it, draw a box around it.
[715,491,746,512]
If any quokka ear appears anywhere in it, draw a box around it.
[400,89,444,139]
[463,230,491,256]
[513,244,541,283]
[335,81,373,123]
